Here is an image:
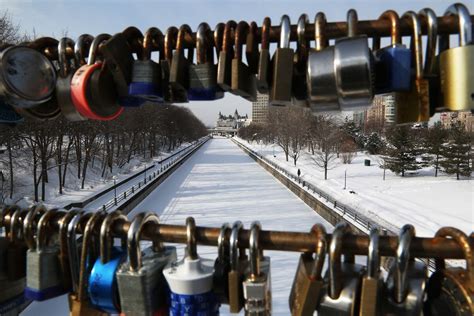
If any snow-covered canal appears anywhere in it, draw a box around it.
[23,137,332,315]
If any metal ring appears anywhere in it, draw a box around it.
[36,208,62,251]
[58,37,75,77]
[296,14,309,65]
[367,227,380,279]
[309,224,327,280]
[128,212,162,272]
[164,26,178,62]
[347,9,358,37]
[23,205,47,250]
[280,15,291,48]
[418,8,438,76]
[196,22,211,64]
[394,224,415,304]
[444,3,472,46]
[314,12,327,51]
[186,217,197,260]
[143,27,163,61]
[74,34,93,67]
[230,221,243,271]
[402,11,423,79]
[249,221,262,279]
[261,17,271,50]
[378,10,401,45]
[329,222,351,299]
[234,21,249,61]
[87,33,111,66]
[68,211,86,294]
[218,223,231,261]
[99,210,127,264]
[8,206,21,242]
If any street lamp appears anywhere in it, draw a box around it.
[144,164,147,184]
[343,170,347,190]
[113,176,117,205]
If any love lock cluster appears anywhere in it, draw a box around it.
[0,205,472,315]
[0,3,472,125]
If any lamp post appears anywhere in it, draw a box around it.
[343,170,347,190]
[144,164,147,184]
[113,176,117,205]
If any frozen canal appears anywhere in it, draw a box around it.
[22,137,332,315]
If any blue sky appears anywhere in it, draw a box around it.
[2,0,472,126]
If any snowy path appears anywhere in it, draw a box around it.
[22,137,332,315]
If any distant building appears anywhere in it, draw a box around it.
[440,111,474,132]
[252,92,269,124]
[215,109,249,129]
[353,93,396,131]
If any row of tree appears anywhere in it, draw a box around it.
[0,105,207,202]
[238,106,472,180]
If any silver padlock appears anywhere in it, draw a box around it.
[117,212,177,316]
[318,222,366,315]
[25,208,68,301]
[334,9,374,110]
[243,221,272,315]
[382,224,427,316]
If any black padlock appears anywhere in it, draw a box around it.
[169,24,194,103]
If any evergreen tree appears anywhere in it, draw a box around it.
[341,118,364,149]
[423,122,448,177]
[382,125,421,177]
[365,132,385,155]
[440,123,472,180]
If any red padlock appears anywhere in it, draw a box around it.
[70,33,123,121]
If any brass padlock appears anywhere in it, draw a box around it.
[396,11,430,124]
[439,3,474,112]
[425,227,474,316]
[289,224,327,316]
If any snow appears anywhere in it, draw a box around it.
[22,137,333,315]
[237,137,474,237]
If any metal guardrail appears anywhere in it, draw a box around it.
[98,137,209,212]
[233,138,437,272]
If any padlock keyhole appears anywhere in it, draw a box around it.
[471,93,473,101]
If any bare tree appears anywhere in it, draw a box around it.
[310,116,339,180]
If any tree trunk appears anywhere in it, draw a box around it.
[7,138,14,199]
[62,140,72,187]
[57,135,63,195]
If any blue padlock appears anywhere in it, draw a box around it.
[0,100,24,125]
[88,211,128,314]
[187,23,224,101]
[125,27,165,107]
[374,10,412,94]
[164,217,220,316]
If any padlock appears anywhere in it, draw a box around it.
[57,209,80,292]
[228,220,249,313]
[425,227,474,315]
[163,217,219,315]
[373,10,412,94]
[70,33,124,121]
[169,24,194,103]
[25,208,68,301]
[0,43,56,108]
[418,8,442,117]
[246,21,260,74]
[188,22,223,101]
[6,207,28,281]
[217,20,237,92]
[101,26,142,98]
[127,27,165,105]
[22,205,47,253]
[68,211,89,294]
[231,21,257,102]
[439,3,474,112]
[213,22,227,99]
[213,223,231,305]
[69,211,108,316]
[359,227,383,316]
[88,211,127,314]
[117,212,177,316]
[56,35,90,121]
[162,26,178,103]
[395,11,430,124]
[382,224,427,315]
[256,17,272,94]
[292,14,310,107]
[269,15,294,106]
[318,222,366,315]
[289,224,327,316]
[243,221,272,315]
[334,9,374,110]
[306,12,339,112]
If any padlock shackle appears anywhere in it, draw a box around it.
[279,15,291,48]
[347,9,359,37]
[234,21,249,60]
[196,22,212,65]
[222,20,237,54]
[29,37,59,60]
[121,26,144,59]
[8,206,23,243]
[67,211,87,294]
[78,211,106,301]
[36,208,63,251]
[214,22,225,57]
[74,34,93,67]
[142,27,164,62]
[434,227,474,289]
[87,33,111,66]
[230,221,243,271]
[261,17,271,50]
[176,24,194,62]
[402,11,424,80]
[249,221,262,279]
[367,227,380,279]
[58,209,79,282]
[439,3,472,53]
[329,222,352,300]
[23,205,47,250]
[164,26,178,63]
[378,10,401,45]
[418,8,438,76]
[246,21,260,73]
[100,211,127,264]
[217,222,230,261]
[309,224,327,281]
[185,216,198,260]
[296,14,310,65]
[394,224,415,304]
[58,37,75,78]
[314,12,328,51]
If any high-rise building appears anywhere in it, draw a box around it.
[252,92,269,124]
[440,111,474,132]
[353,93,396,131]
